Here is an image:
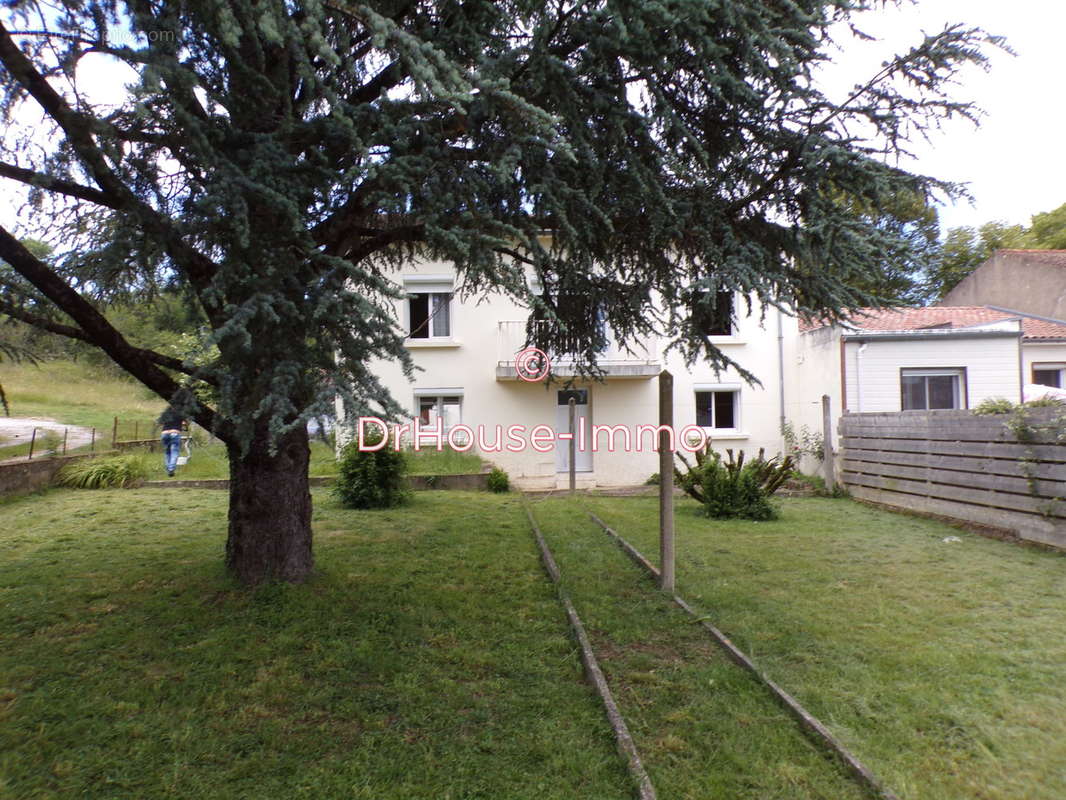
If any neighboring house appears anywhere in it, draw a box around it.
[339,258,796,489]
[339,256,1066,488]
[789,307,1066,460]
[942,249,1066,320]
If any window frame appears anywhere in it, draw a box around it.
[403,276,455,341]
[414,391,464,432]
[899,367,967,411]
[1032,363,1066,389]
[694,385,741,431]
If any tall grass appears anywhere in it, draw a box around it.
[55,453,152,489]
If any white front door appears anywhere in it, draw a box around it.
[555,389,592,473]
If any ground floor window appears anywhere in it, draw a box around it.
[1032,364,1065,388]
[695,388,739,429]
[416,394,462,429]
[900,368,965,410]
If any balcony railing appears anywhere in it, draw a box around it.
[496,320,660,379]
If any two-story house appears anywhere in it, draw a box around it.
[340,257,796,489]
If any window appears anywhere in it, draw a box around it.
[416,394,462,429]
[1033,364,1065,388]
[695,389,739,429]
[692,289,734,336]
[900,368,965,410]
[408,292,451,339]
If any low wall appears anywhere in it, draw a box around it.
[0,454,96,498]
[140,473,490,491]
[840,409,1066,550]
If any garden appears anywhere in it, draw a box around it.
[2,486,1064,799]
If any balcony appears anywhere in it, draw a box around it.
[496,320,661,380]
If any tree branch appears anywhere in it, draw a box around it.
[0,227,229,438]
[0,20,221,306]
[0,160,121,208]
[0,297,218,378]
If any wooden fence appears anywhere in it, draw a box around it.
[839,409,1066,550]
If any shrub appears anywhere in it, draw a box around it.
[486,467,510,493]
[333,429,409,509]
[56,453,151,489]
[1024,395,1065,408]
[645,472,660,486]
[675,446,793,521]
[973,397,1015,415]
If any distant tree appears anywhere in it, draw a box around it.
[1023,202,1066,250]
[837,190,942,305]
[0,1,999,583]
[927,220,1027,300]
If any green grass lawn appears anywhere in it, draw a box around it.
[0,490,630,799]
[4,488,1064,799]
[1,359,164,434]
[570,495,1066,800]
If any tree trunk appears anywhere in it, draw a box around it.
[225,426,314,584]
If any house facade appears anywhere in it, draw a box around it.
[339,258,797,489]
[339,257,1066,488]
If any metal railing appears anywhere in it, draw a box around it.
[496,320,659,367]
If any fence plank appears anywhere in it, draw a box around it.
[841,460,1065,500]
[842,472,1064,518]
[841,450,1065,481]
[841,436,1066,463]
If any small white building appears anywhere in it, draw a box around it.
[789,307,1066,469]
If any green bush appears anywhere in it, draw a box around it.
[486,467,510,493]
[973,397,1015,415]
[645,472,661,486]
[333,429,409,509]
[55,453,151,489]
[1024,395,1065,408]
[675,447,793,521]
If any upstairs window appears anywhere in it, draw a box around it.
[695,389,739,429]
[408,292,451,339]
[901,368,965,410]
[692,289,734,336]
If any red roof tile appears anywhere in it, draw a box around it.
[800,306,1066,340]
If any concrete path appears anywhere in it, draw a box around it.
[0,417,97,462]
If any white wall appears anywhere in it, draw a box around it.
[842,334,1022,412]
[1022,341,1066,386]
[340,257,792,488]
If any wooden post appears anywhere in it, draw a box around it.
[62,428,68,454]
[821,394,834,490]
[568,397,576,495]
[90,427,96,452]
[659,370,675,592]
[27,427,37,460]
[111,416,118,446]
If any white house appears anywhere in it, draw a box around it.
[339,259,1066,488]
[340,258,797,489]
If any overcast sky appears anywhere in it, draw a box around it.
[2,0,1062,237]
[821,0,1066,231]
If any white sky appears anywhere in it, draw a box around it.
[1,0,1062,236]
[819,0,1066,231]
